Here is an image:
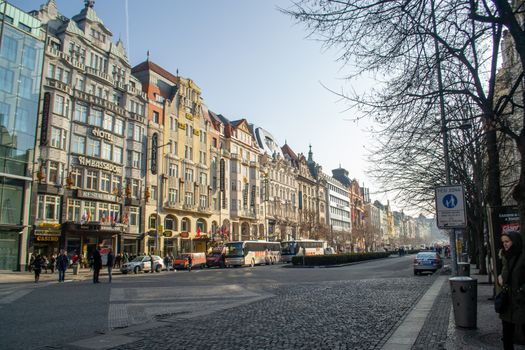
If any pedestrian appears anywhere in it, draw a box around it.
[33,254,44,283]
[92,246,102,283]
[56,249,69,282]
[164,255,172,271]
[497,231,525,350]
[114,253,122,269]
[106,248,114,283]
[187,254,192,272]
[49,254,56,274]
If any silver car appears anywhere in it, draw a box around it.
[413,251,442,275]
[120,255,165,274]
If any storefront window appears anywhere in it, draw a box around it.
[0,177,24,225]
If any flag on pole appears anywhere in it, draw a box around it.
[86,210,91,223]
[196,226,201,238]
[81,210,87,224]
[101,211,106,223]
[114,211,119,223]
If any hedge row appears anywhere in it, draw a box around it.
[291,251,392,266]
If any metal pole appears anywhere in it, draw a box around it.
[431,0,457,275]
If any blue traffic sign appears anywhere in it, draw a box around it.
[442,194,458,209]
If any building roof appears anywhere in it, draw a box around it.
[132,60,179,85]
[281,143,298,161]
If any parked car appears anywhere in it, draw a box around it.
[324,247,336,255]
[120,255,165,274]
[413,252,442,275]
[206,247,226,268]
[173,252,206,270]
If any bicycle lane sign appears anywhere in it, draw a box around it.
[435,185,467,229]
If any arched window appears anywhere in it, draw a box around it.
[181,217,190,232]
[196,219,206,232]
[165,215,177,230]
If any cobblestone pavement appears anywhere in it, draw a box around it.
[411,276,451,350]
[105,277,436,350]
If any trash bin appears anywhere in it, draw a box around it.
[457,262,470,276]
[450,276,477,329]
[72,263,79,275]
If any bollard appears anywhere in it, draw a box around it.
[457,262,470,276]
[450,277,477,329]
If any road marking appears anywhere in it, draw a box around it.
[107,284,273,329]
[0,288,33,305]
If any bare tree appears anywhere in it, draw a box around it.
[282,0,525,248]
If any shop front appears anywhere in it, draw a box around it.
[0,226,23,271]
[62,222,122,263]
[31,223,62,258]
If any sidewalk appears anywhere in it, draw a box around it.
[0,268,121,284]
[384,264,525,350]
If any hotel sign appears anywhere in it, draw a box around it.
[77,189,117,202]
[78,156,121,175]
[92,128,114,142]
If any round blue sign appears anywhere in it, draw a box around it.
[442,194,458,209]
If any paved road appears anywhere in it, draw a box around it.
[0,255,437,349]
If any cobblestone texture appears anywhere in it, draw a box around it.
[112,277,435,350]
[412,277,451,349]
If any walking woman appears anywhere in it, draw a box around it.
[498,231,525,350]
[33,255,44,283]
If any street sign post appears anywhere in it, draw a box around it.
[435,185,467,229]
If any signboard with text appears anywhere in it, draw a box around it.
[435,185,467,229]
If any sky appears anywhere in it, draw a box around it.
[12,0,400,210]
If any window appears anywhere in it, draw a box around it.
[184,146,193,160]
[48,161,59,184]
[169,188,177,203]
[84,201,97,221]
[0,68,14,93]
[89,109,103,127]
[153,111,159,123]
[199,151,206,165]
[37,195,60,221]
[185,168,193,182]
[98,203,109,222]
[168,163,178,177]
[199,195,207,208]
[170,117,174,130]
[86,138,101,157]
[127,151,139,168]
[50,127,67,149]
[86,170,98,190]
[165,215,175,230]
[71,134,85,154]
[74,103,88,123]
[129,207,138,226]
[114,118,124,135]
[54,95,65,115]
[113,146,123,163]
[200,172,207,185]
[200,131,207,144]
[18,22,32,33]
[71,168,83,188]
[47,63,55,79]
[149,214,157,229]
[103,113,113,131]
[151,185,157,201]
[19,75,32,99]
[102,142,112,160]
[112,176,121,194]
[185,192,193,206]
[67,199,81,221]
[0,35,17,61]
[100,173,111,192]
[181,218,189,232]
[132,179,139,198]
[128,123,143,141]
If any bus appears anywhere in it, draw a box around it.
[280,240,326,263]
[224,241,281,267]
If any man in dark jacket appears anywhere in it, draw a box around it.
[92,247,102,283]
[56,249,69,282]
[106,248,114,283]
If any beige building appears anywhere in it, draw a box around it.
[132,60,215,255]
